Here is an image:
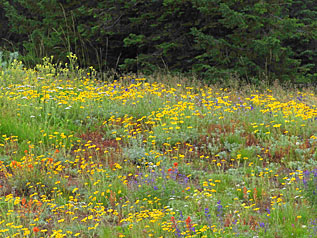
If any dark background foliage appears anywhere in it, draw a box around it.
[0,0,316,84]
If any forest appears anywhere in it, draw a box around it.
[0,0,316,84]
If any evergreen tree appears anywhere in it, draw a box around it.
[0,0,316,83]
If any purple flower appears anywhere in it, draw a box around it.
[217,200,224,226]
[175,226,182,237]
[179,210,183,219]
[217,200,223,217]
[260,221,268,233]
[304,170,310,177]
[205,207,209,214]
[205,208,211,219]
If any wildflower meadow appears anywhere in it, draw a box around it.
[0,55,316,237]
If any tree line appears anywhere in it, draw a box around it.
[0,0,316,84]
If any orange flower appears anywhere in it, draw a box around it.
[55,149,60,153]
[21,198,26,206]
[11,160,17,166]
[33,227,40,232]
[28,164,33,169]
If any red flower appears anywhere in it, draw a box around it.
[168,168,172,172]
[33,227,40,232]
[173,162,178,167]
[171,216,177,228]
[186,216,192,230]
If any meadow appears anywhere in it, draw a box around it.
[0,54,316,237]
